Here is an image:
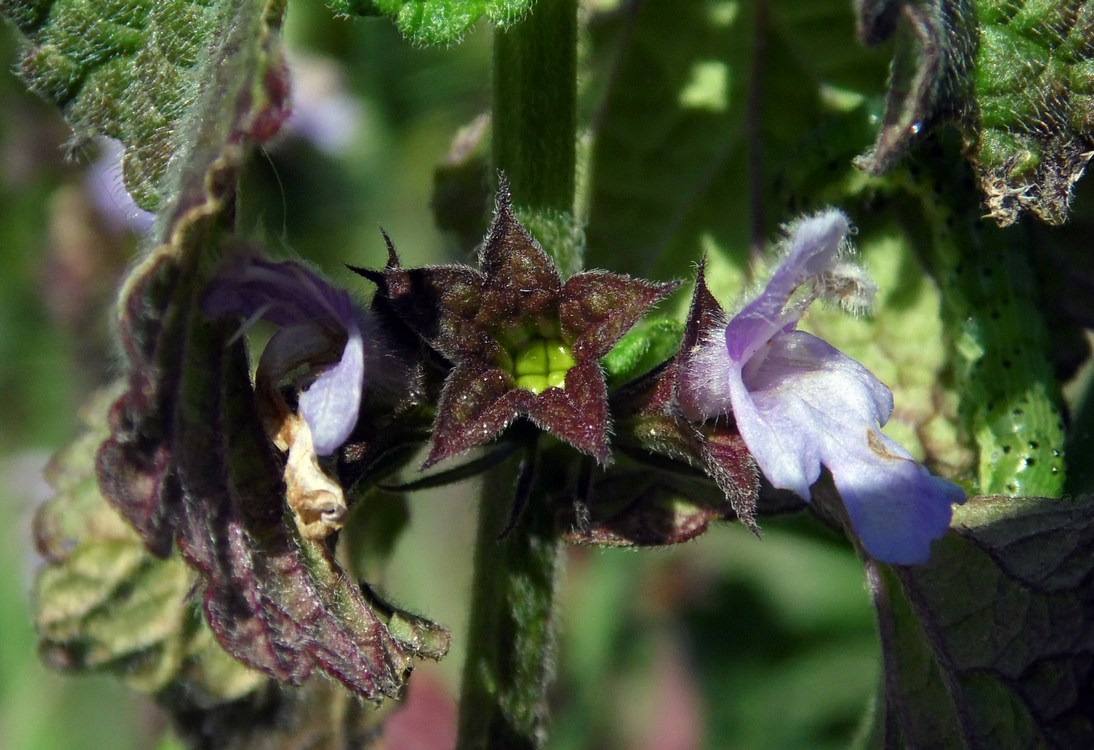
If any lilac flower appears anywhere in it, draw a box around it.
[680,210,964,564]
[285,54,365,156]
[85,138,155,235]
[203,255,366,455]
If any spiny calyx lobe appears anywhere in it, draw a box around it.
[352,180,675,467]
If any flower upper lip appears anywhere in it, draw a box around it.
[202,253,367,456]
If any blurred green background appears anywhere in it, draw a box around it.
[0,5,879,749]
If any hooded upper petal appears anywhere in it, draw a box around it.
[203,255,367,455]
[724,210,851,362]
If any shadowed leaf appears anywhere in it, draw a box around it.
[867,495,1094,747]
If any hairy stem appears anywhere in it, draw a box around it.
[455,449,561,750]
[455,6,577,747]
[492,0,581,276]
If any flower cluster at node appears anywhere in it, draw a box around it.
[352,180,675,468]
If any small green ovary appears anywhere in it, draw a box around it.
[513,338,575,394]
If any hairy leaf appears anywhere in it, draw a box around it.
[169,677,391,749]
[326,0,535,46]
[867,495,1094,747]
[563,469,730,548]
[45,0,450,705]
[35,387,266,704]
[95,0,290,556]
[171,322,448,701]
[972,0,1094,225]
[853,0,1094,225]
[601,316,683,389]
[853,0,975,177]
[1,0,289,212]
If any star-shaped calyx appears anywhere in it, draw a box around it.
[351,181,675,468]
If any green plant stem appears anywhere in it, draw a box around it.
[492,0,580,276]
[455,453,561,750]
[454,7,577,747]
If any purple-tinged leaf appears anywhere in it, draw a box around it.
[172,321,447,700]
[564,469,730,548]
[96,0,291,556]
[34,387,267,704]
[77,0,443,705]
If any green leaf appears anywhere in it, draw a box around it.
[327,0,536,46]
[972,0,1094,225]
[866,495,1094,747]
[601,316,683,389]
[1,0,288,212]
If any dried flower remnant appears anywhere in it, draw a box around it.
[353,181,676,468]
[203,254,370,538]
[680,210,965,564]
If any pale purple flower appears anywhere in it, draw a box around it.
[286,54,364,156]
[85,138,155,235]
[203,256,366,455]
[680,210,964,564]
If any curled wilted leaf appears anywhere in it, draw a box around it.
[70,0,447,707]
[854,0,1093,225]
[35,387,266,704]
